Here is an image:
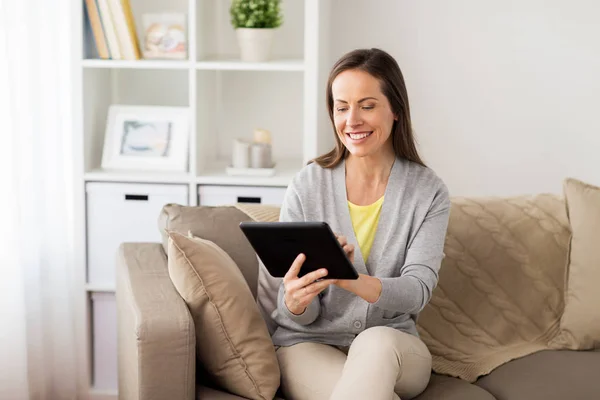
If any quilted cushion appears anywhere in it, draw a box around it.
[416,194,571,381]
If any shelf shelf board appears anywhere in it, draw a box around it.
[81,58,304,71]
[197,159,301,186]
[196,58,304,72]
[85,284,115,293]
[84,169,192,184]
[81,59,191,70]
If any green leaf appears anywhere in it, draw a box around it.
[229,0,283,29]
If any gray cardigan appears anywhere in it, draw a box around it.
[258,157,450,348]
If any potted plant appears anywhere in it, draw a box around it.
[230,0,283,62]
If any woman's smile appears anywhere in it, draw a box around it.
[346,131,373,142]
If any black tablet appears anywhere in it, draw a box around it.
[239,221,359,280]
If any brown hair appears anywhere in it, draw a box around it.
[312,48,426,168]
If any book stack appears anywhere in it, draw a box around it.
[84,0,141,60]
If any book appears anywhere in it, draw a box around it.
[107,0,140,60]
[96,0,122,59]
[84,0,110,59]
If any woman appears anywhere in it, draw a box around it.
[258,48,450,400]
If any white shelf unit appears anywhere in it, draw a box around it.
[73,0,333,398]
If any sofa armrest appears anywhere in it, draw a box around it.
[116,243,195,400]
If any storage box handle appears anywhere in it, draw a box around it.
[125,194,149,201]
[237,196,261,204]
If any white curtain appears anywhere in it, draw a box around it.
[0,0,79,398]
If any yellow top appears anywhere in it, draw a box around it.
[347,196,384,262]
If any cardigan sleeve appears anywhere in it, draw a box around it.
[372,183,451,313]
[272,182,321,326]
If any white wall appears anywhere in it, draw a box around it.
[328,0,600,196]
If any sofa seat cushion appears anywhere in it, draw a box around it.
[197,385,286,400]
[475,350,600,400]
[198,375,493,400]
[414,374,496,400]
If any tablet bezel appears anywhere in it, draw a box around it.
[239,221,359,280]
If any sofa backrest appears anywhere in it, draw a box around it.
[158,194,571,322]
[158,204,260,298]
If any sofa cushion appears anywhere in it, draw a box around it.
[475,350,600,400]
[414,374,496,400]
[167,231,280,400]
[159,204,260,298]
[197,375,493,400]
[197,385,285,400]
[551,178,600,350]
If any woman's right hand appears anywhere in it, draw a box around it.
[283,253,337,315]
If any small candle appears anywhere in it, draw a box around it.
[250,143,272,168]
[253,129,272,145]
[232,138,251,168]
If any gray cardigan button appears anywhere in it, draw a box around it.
[353,321,362,329]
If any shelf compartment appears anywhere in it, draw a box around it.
[90,292,118,392]
[82,68,189,173]
[198,184,287,206]
[195,70,304,180]
[85,182,189,286]
[196,0,304,63]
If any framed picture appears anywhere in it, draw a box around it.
[142,13,187,60]
[101,105,189,172]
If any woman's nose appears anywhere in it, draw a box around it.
[347,108,362,126]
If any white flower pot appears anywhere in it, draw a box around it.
[236,28,275,63]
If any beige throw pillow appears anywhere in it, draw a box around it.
[553,178,600,350]
[167,231,280,400]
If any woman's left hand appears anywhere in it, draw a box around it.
[335,233,355,264]
[334,233,382,303]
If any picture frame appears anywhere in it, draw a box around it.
[101,105,189,173]
[142,13,187,60]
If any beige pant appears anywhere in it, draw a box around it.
[276,327,432,400]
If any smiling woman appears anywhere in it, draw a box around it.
[257,48,451,400]
[314,48,425,171]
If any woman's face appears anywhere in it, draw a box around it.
[331,69,397,159]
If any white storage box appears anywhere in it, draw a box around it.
[86,182,188,286]
[198,185,287,206]
[91,292,117,391]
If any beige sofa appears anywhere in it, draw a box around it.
[116,196,600,400]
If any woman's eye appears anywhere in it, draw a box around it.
[336,107,348,112]
[362,106,374,110]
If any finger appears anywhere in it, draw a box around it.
[298,279,337,300]
[297,268,329,288]
[337,235,347,247]
[284,253,305,282]
[343,244,354,255]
